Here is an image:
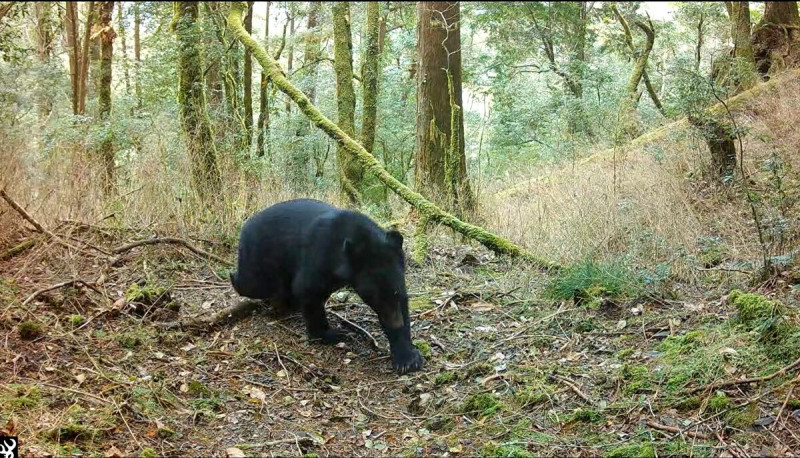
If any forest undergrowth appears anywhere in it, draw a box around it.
[2,70,800,457]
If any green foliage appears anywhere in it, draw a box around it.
[460,393,503,419]
[18,321,43,340]
[413,340,432,358]
[434,371,456,386]
[568,408,604,424]
[604,443,655,458]
[482,443,534,458]
[730,290,800,362]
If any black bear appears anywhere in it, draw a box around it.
[230,198,424,374]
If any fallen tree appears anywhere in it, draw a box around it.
[226,3,559,271]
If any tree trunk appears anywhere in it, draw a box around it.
[688,116,737,183]
[226,3,559,270]
[243,1,254,152]
[79,1,95,115]
[35,2,54,121]
[752,1,800,77]
[332,1,363,206]
[65,2,80,115]
[285,13,295,114]
[696,11,704,71]
[116,2,130,97]
[303,2,321,103]
[88,3,102,112]
[176,1,221,199]
[256,1,271,158]
[415,1,473,215]
[361,1,380,155]
[618,16,655,140]
[133,1,141,109]
[98,1,116,195]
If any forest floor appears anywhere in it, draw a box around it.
[2,219,800,458]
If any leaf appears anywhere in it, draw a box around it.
[276,370,287,378]
[75,373,86,384]
[181,343,196,352]
[470,301,495,312]
[0,417,18,436]
[104,446,125,458]
[225,447,246,458]
[243,385,266,402]
[616,319,627,330]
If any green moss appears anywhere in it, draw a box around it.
[482,443,534,458]
[125,283,169,305]
[671,395,702,411]
[68,314,85,327]
[709,392,730,412]
[157,426,177,439]
[434,371,456,386]
[725,403,758,429]
[730,290,800,361]
[18,320,43,340]
[140,448,158,458]
[414,340,432,358]
[187,380,212,396]
[620,364,652,394]
[787,399,800,409]
[116,331,144,349]
[2,384,41,410]
[424,416,453,432]
[615,348,635,361]
[514,385,553,407]
[466,362,494,378]
[604,443,655,458]
[660,330,705,356]
[48,424,97,442]
[569,408,604,424]
[460,393,503,419]
[409,296,432,311]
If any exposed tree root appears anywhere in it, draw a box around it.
[112,237,232,266]
[156,298,263,332]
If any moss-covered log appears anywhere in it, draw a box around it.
[226,2,558,270]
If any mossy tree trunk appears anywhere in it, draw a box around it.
[256,1,271,158]
[361,1,380,157]
[303,1,321,104]
[617,15,655,141]
[688,116,737,183]
[65,2,80,115]
[204,2,224,108]
[227,4,556,269]
[752,1,800,77]
[717,2,758,93]
[285,12,295,115]
[243,0,254,152]
[611,4,665,117]
[133,1,142,110]
[332,1,364,207]
[416,1,473,217]
[98,1,116,196]
[116,2,130,97]
[35,2,54,122]
[176,1,222,200]
[227,2,558,270]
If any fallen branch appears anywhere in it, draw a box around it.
[772,374,800,431]
[691,355,800,394]
[226,3,559,271]
[0,238,38,261]
[112,237,232,266]
[646,420,710,440]
[21,279,94,307]
[155,298,263,332]
[549,374,593,404]
[0,189,84,253]
[330,310,382,351]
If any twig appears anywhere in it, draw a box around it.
[330,310,382,351]
[492,305,573,350]
[21,279,93,307]
[274,342,291,386]
[240,437,313,449]
[772,374,800,431]
[112,237,232,266]
[154,298,263,332]
[37,381,110,405]
[691,355,800,394]
[646,420,710,440]
[550,374,593,404]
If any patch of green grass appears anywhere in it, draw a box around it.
[545,259,642,306]
[115,328,151,349]
[187,380,212,396]
[466,362,494,378]
[125,283,171,305]
[725,403,759,429]
[709,392,730,411]
[730,289,800,362]
[414,340,432,358]
[2,384,41,410]
[568,408,604,424]
[68,314,85,327]
[604,443,655,458]
[460,393,503,419]
[17,320,43,340]
[409,296,432,311]
[696,236,727,268]
[619,364,652,394]
[670,395,702,411]
[514,385,553,407]
[434,371,456,386]
[140,448,158,458]
[481,443,534,458]
[615,348,635,361]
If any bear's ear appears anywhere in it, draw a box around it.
[386,229,404,249]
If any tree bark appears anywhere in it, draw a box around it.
[98,1,116,195]
[116,2,130,96]
[35,2,54,121]
[611,5,664,116]
[415,1,473,215]
[696,11,704,71]
[688,116,737,183]
[133,1,141,109]
[256,1,271,157]
[726,2,755,63]
[176,1,222,199]
[243,1,254,151]
[226,3,559,270]
[303,1,321,103]
[617,15,655,140]
[361,1,380,155]
[65,2,80,115]
[285,12,295,114]
[752,1,800,76]
[332,1,363,206]
[79,1,95,115]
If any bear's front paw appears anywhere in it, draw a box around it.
[392,346,424,374]
[308,327,346,345]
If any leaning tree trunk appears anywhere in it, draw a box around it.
[617,16,655,141]
[227,2,558,270]
[416,1,474,217]
[332,1,364,206]
[98,1,116,196]
[176,1,222,200]
[752,1,800,77]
